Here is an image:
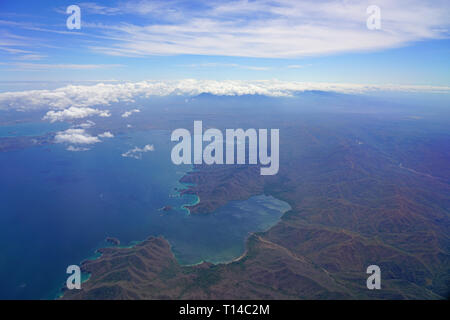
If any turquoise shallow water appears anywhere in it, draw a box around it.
[0,125,290,299]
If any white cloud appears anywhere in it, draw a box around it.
[98,131,114,138]
[122,144,155,159]
[13,54,47,61]
[67,145,90,152]
[0,82,139,110]
[287,65,305,69]
[6,63,123,71]
[54,128,101,145]
[0,80,449,112]
[43,106,111,122]
[84,0,450,58]
[182,63,270,71]
[78,2,122,15]
[77,120,96,128]
[121,108,140,118]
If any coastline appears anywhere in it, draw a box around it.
[181,194,200,214]
[58,194,292,299]
[56,165,198,299]
[57,155,290,299]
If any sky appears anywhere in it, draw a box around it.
[0,0,449,86]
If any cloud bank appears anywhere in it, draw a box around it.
[1,80,449,113]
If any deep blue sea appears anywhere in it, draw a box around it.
[0,121,69,137]
[0,125,291,299]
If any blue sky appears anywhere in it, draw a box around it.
[0,0,449,85]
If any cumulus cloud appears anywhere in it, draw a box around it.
[98,131,114,138]
[1,79,449,112]
[43,106,111,122]
[0,82,139,110]
[76,120,96,128]
[55,128,114,151]
[54,128,101,145]
[121,108,140,118]
[121,144,155,159]
[67,145,90,152]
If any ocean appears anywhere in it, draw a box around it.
[0,126,291,299]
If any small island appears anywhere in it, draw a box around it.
[105,237,120,246]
